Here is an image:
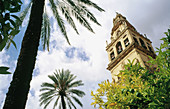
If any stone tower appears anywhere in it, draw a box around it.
[106,13,156,81]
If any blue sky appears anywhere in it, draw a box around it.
[0,0,170,109]
[65,47,90,61]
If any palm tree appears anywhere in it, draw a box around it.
[15,0,104,50]
[3,0,104,108]
[39,69,85,109]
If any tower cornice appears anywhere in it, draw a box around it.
[106,27,152,51]
[107,42,156,71]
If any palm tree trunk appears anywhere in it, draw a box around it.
[3,0,45,108]
[61,95,66,109]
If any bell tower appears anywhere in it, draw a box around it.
[106,13,156,81]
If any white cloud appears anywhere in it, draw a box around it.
[23,0,30,5]
[0,50,10,66]
[0,50,13,108]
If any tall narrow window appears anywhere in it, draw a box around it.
[116,42,123,54]
[133,37,139,45]
[124,38,130,47]
[147,43,153,53]
[148,46,153,53]
[110,52,115,60]
[139,38,147,49]
[117,30,121,36]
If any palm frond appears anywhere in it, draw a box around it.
[54,72,62,88]
[41,82,55,89]
[75,0,105,12]
[77,4,101,25]
[40,88,54,92]
[49,0,70,45]
[16,1,32,27]
[66,96,77,109]
[67,99,72,109]
[63,69,71,83]
[65,0,94,33]
[40,95,54,106]
[59,103,62,109]
[53,96,60,109]
[58,69,65,86]
[6,35,16,49]
[66,73,76,84]
[68,80,84,88]
[40,95,56,107]
[67,89,85,97]
[65,76,77,88]
[58,1,79,34]
[39,90,56,99]
[41,6,51,51]
[43,97,54,109]
[48,74,59,87]
[62,69,68,81]
[71,95,83,107]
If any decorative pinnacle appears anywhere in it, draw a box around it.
[116,12,120,15]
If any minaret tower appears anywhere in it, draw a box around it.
[106,13,156,81]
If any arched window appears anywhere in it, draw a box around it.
[124,38,130,47]
[117,30,121,36]
[116,42,123,54]
[139,38,147,49]
[110,52,115,60]
[133,37,139,45]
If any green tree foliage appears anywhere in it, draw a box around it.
[0,66,11,74]
[39,69,85,109]
[0,0,22,74]
[91,29,170,109]
[0,0,22,51]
